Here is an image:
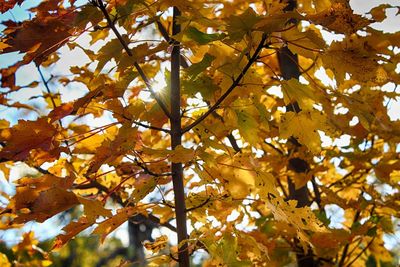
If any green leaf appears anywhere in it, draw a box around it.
[185,26,225,45]
[366,226,377,237]
[185,53,215,79]
[236,109,260,146]
[282,79,317,110]
[182,74,220,100]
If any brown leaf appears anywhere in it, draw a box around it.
[48,102,74,122]
[2,10,76,64]
[14,187,79,223]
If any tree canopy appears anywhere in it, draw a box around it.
[0,0,399,266]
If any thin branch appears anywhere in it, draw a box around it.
[155,20,189,68]
[311,176,322,210]
[130,119,170,133]
[208,106,241,153]
[37,65,57,108]
[182,34,267,133]
[345,237,375,267]
[134,158,172,177]
[94,0,171,119]
[338,210,361,267]
[264,140,284,155]
[226,133,241,153]
[36,65,74,157]
[75,179,177,232]
[277,177,289,199]
[186,196,211,212]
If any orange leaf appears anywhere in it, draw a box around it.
[53,216,93,249]
[48,103,74,122]
[0,118,58,161]
[78,196,112,222]
[13,187,79,223]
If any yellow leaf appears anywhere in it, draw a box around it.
[143,235,169,253]
[254,171,278,197]
[147,255,171,266]
[0,42,11,51]
[53,216,93,249]
[266,194,327,233]
[89,28,109,45]
[280,110,330,154]
[92,207,136,243]
[131,174,158,202]
[170,145,196,163]
[78,197,112,222]
[307,3,371,35]
[282,79,317,110]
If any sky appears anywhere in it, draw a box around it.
[0,0,399,255]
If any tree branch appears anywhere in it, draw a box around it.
[338,210,361,267]
[345,237,375,267]
[94,0,171,119]
[130,119,170,133]
[155,20,189,68]
[182,34,267,133]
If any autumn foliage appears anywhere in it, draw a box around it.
[0,0,400,266]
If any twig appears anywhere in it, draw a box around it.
[185,196,211,212]
[338,210,361,267]
[226,133,241,153]
[345,237,375,267]
[130,119,170,133]
[134,158,172,177]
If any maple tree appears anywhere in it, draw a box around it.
[0,0,400,266]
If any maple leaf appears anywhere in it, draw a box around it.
[307,3,372,35]
[143,235,168,253]
[279,110,332,154]
[1,10,76,64]
[13,187,79,223]
[78,196,112,222]
[53,216,93,249]
[48,102,74,122]
[92,207,136,243]
[0,118,58,161]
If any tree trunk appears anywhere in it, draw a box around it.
[170,6,190,267]
[127,217,154,266]
[278,1,318,266]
